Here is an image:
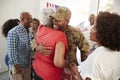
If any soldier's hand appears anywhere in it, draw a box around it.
[70,62,78,75]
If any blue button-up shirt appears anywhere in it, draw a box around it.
[7,24,32,68]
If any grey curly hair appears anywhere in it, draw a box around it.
[41,8,55,28]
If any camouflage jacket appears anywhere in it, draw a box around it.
[64,25,90,65]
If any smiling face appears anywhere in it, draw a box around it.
[90,26,97,42]
[52,18,67,31]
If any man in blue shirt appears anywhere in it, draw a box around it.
[7,12,32,80]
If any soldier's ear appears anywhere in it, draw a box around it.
[65,19,69,24]
[67,19,70,24]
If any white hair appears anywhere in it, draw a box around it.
[41,8,55,27]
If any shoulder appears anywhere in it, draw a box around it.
[8,25,19,34]
[66,25,84,41]
[68,25,83,35]
[93,46,106,57]
[95,46,120,60]
[54,30,66,38]
[37,25,45,30]
[93,46,117,66]
[8,24,24,36]
[94,46,111,57]
[67,25,79,32]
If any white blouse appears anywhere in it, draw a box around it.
[79,46,120,80]
[89,46,120,80]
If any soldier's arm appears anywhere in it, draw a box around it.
[77,31,90,61]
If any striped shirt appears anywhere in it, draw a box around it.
[7,24,32,68]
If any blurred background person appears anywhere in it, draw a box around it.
[83,14,96,54]
[30,18,40,80]
[31,18,40,39]
[77,14,95,32]
[30,18,40,56]
[88,14,95,28]
[89,26,98,53]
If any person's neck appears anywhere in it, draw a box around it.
[62,25,68,32]
[96,42,101,47]
[21,22,27,29]
[23,24,29,34]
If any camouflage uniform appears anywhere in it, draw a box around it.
[50,6,90,79]
[62,25,89,80]
[64,25,89,65]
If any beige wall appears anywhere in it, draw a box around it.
[113,0,120,14]
[0,0,40,73]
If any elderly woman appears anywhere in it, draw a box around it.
[32,8,68,80]
[70,12,120,80]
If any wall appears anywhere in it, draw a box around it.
[39,0,92,26]
[89,0,99,14]
[0,0,40,73]
[113,0,120,14]
[39,0,79,25]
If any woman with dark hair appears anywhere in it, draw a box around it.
[70,12,120,80]
[2,19,20,37]
[1,19,20,67]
